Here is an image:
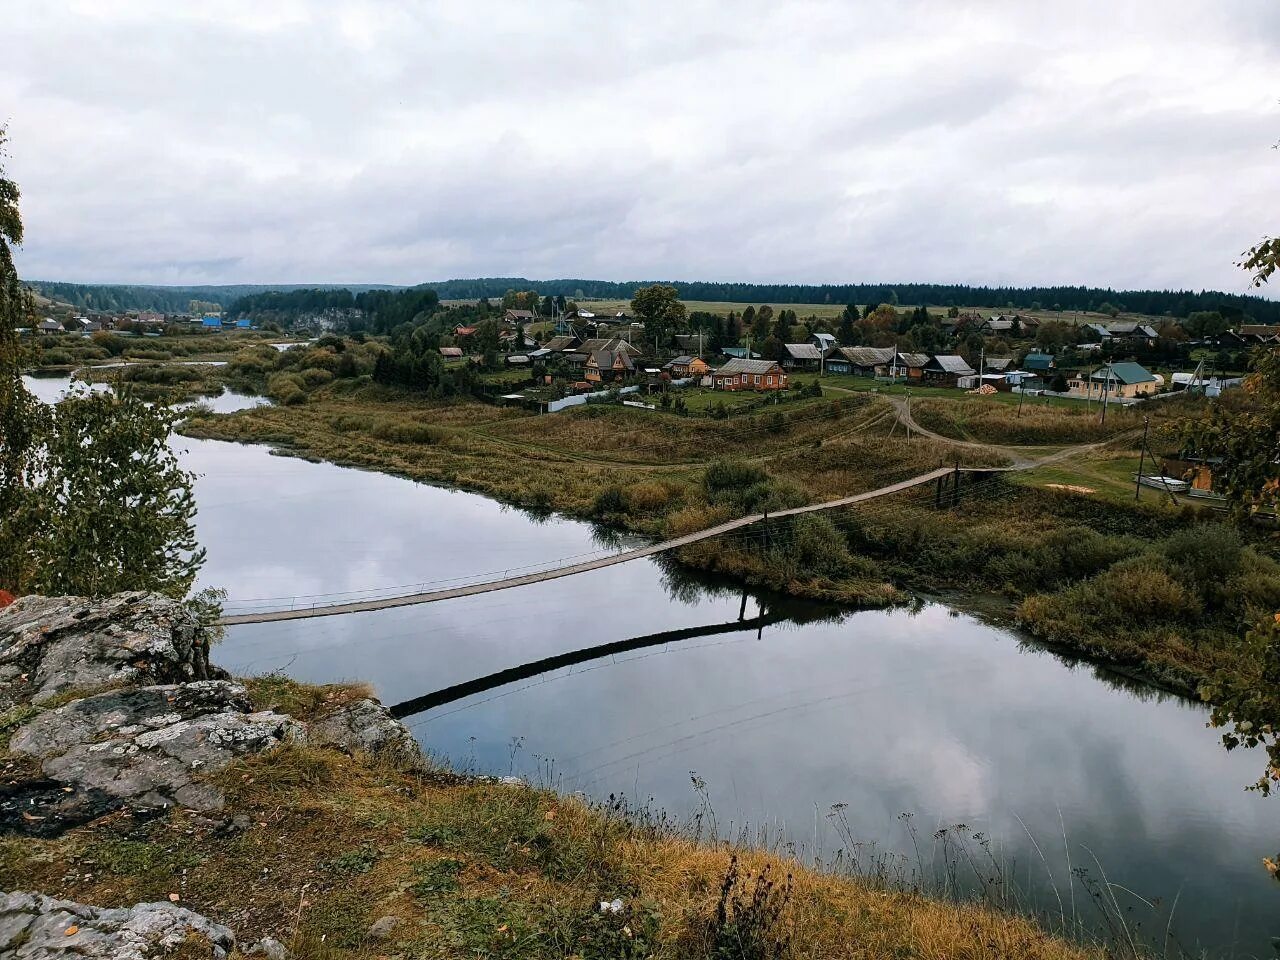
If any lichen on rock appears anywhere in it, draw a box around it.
[0,890,237,959]
[0,593,223,711]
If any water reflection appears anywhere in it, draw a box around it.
[202,448,1275,958]
[17,376,1279,955]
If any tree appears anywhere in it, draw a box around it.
[772,308,792,341]
[630,284,687,351]
[0,129,205,599]
[837,310,856,346]
[1183,310,1229,339]
[0,127,46,591]
[1241,237,1280,287]
[30,391,203,599]
[1176,347,1280,518]
[759,335,784,361]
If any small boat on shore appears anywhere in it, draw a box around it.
[1133,473,1189,493]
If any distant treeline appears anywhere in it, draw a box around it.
[30,277,1280,324]
[29,282,401,312]
[224,287,441,334]
[421,278,1279,323]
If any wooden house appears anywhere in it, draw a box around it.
[583,347,636,384]
[1067,361,1159,399]
[921,355,976,387]
[662,356,711,378]
[711,358,788,391]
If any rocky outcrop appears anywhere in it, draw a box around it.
[5,680,301,833]
[0,593,223,712]
[0,890,236,959]
[0,594,417,836]
[308,697,417,755]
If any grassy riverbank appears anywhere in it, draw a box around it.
[0,679,1101,960]
[179,381,1280,698]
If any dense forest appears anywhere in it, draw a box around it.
[29,282,399,312]
[421,278,1280,323]
[29,277,1280,324]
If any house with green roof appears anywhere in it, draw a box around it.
[1068,361,1160,400]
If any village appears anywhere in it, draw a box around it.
[26,294,1275,417]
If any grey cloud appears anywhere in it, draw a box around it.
[2,0,1279,291]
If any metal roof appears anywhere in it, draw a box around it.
[716,358,783,376]
[783,343,822,360]
[838,346,896,366]
[1089,361,1156,385]
[928,355,976,374]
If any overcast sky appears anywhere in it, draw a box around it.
[3,0,1279,292]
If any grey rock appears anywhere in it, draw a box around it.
[245,936,289,959]
[5,681,301,829]
[0,889,236,959]
[367,915,402,940]
[307,698,417,756]
[0,593,224,711]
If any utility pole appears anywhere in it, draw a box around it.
[1100,361,1113,426]
[1134,416,1150,502]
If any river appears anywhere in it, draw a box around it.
[22,376,1280,956]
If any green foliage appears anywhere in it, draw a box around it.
[702,856,792,960]
[325,842,380,875]
[411,857,462,896]
[0,134,204,600]
[630,284,687,350]
[24,390,204,599]
[1202,612,1280,794]
[1240,236,1280,287]
[1175,348,1280,516]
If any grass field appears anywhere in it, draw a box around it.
[449,296,1173,329]
[0,684,1102,960]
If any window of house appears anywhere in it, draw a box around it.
[754,375,761,385]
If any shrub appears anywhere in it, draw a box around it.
[369,420,443,444]
[622,481,675,514]
[1093,556,1202,622]
[299,367,334,389]
[704,460,768,500]
[1162,523,1243,592]
[592,485,626,517]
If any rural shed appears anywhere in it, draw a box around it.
[922,355,976,387]
[782,343,822,370]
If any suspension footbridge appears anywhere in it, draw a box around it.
[217,465,978,626]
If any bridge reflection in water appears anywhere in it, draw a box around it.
[388,610,785,720]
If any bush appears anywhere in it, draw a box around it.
[1093,556,1202,622]
[592,485,626,517]
[1162,523,1243,593]
[299,367,334,388]
[369,421,443,444]
[704,460,768,500]
[622,481,675,514]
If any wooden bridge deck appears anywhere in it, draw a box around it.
[218,466,958,625]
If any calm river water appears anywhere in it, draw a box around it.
[23,376,1280,956]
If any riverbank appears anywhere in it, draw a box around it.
[180,382,1280,700]
[0,593,1101,959]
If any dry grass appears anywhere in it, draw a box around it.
[909,394,1204,447]
[0,743,1100,959]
